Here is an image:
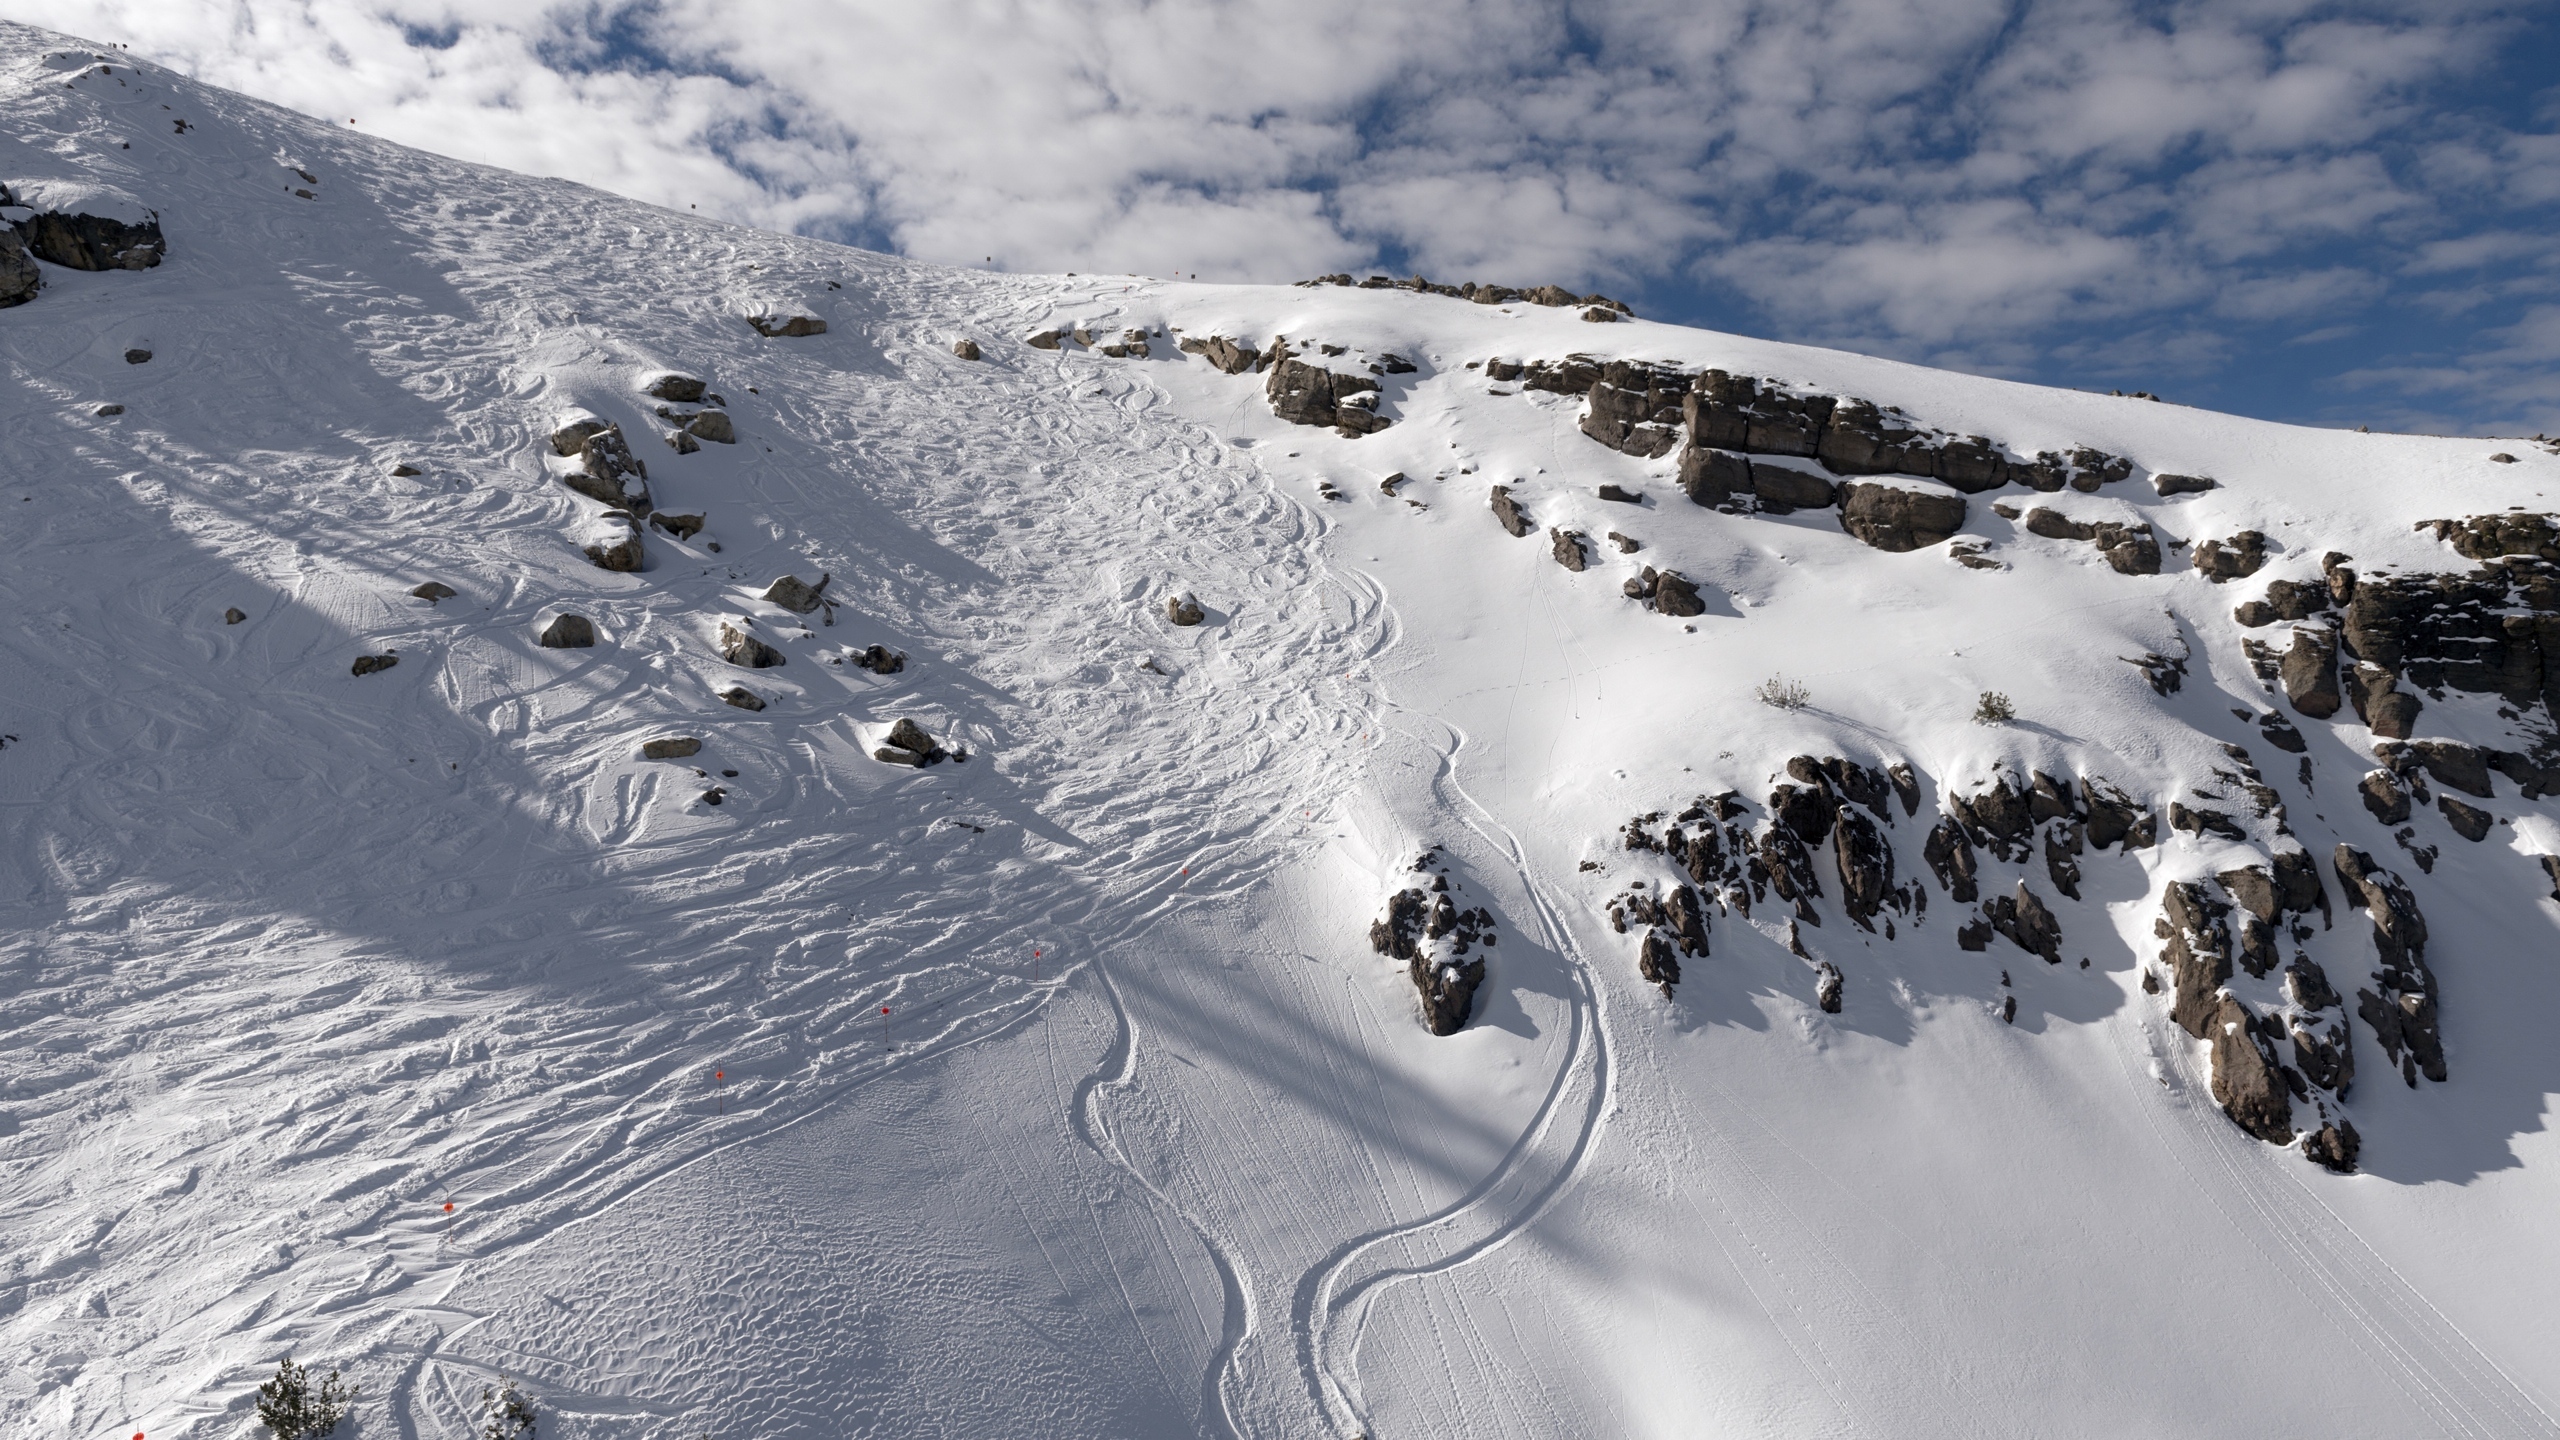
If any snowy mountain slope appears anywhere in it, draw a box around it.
[5,21,2560,1439]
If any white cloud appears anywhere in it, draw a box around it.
[9,0,2555,423]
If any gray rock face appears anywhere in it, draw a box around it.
[1025,328,1064,350]
[2161,881,2234,1039]
[409,581,458,602]
[1580,365,1689,457]
[1638,929,1680,996]
[718,622,784,668]
[646,374,706,402]
[565,426,653,513]
[1923,817,1980,902]
[2193,531,2269,582]
[686,410,736,444]
[748,314,826,337]
[2018,506,2160,574]
[1265,346,1387,434]
[1752,463,1837,514]
[1837,482,1965,551]
[1597,483,1642,504]
[719,686,766,711]
[1489,485,1532,537]
[2278,625,2341,718]
[1167,592,1205,626]
[2439,795,2492,841]
[1550,528,1588,572]
[2347,663,2423,739]
[0,228,37,307]
[952,338,981,361]
[538,614,595,648]
[1179,335,1262,374]
[1983,880,2063,963]
[641,736,702,760]
[2397,739,2493,798]
[2207,996,2295,1144]
[2358,768,2410,822]
[763,573,831,614]
[650,512,706,540]
[351,653,398,677]
[853,644,905,675]
[1677,445,1752,510]
[2333,845,2445,1086]
[2083,778,2145,850]
[2302,1122,2361,1174]
[1832,809,1894,927]
[17,206,165,270]
[550,415,610,457]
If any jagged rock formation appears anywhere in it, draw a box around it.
[579,512,645,572]
[1489,485,1532,537]
[1370,849,1496,1033]
[2193,531,2269,582]
[560,423,653,515]
[1837,482,1967,552]
[1998,503,2162,575]
[718,622,783,668]
[1175,334,1265,374]
[1303,272,1630,317]
[5,181,165,270]
[2334,846,2445,1088]
[874,717,948,767]
[0,225,36,306]
[1265,340,1388,435]
[764,573,831,614]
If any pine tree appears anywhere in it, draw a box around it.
[478,1378,537,1440]
[257,1356,357,1438]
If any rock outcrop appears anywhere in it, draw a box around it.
[718,622,784,669]
[538,614,595,648]
[641,736,701,760]
[2007,505,2161,574]
[1265,342,1388,435]
[579,512,645,572]
[2334,846,2445,1087]
[748,313,826,337]
[1836,482,1966,552]
[763,573,831,615]
[874,717,948,767]
[2193,531,2269,582]
[562,425,653,514]
[8,182,165,270]
[1167,592,1205,626]
[1489,485,1532,537]
[1370,850,1495,1033]
[0,227,37,307]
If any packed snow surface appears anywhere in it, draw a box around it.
[5,22,2560,1440]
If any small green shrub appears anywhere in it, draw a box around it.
[258,1356,357,1439]
[1973,691,2015,725]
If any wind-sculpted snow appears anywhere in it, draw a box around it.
[9,20,2560,1440]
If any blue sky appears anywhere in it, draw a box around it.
[25,0,2560,435]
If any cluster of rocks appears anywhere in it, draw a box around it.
[1368,849,1497,1034]
[872,717,949,768]
[1991,502,2161,575]
[1300,272,1631,322]
[1263,338,1392,436]
[747,312,826,338]
[0,180,166,306]
[645,372,736,454]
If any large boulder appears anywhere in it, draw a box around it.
[686,410,736,444]
[718,622,784,668]
[0,227,37,307]
[1651,571,1706,617]
[2279,625,2341,718]
[645,373,707,402]
[2207,997,2295,1144]
[1265,345,1386,434]
[763,573,831,614]
[1837,482,1964,551]
[1752,463,1837,514]
[1489,485,1532,537]
[2193,531,2269,582]
[564,426,652,513]
[579,512,645,572]
[1167,592,1205,626]
[8,180,165,270]
[538,613,596,648]
[1550,528,1588,572]
[1678,445,1751,510]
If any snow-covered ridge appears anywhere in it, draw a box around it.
[5,19,2560,1440]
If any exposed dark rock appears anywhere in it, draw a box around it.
[1923,817,1980,902]
[123,348,150,364]
[2333,845,2444,1085]
[2346,663,2422,739]
[1489,485,1532,537]
[1178,335,1262,374]
[953,338,982,361]
[1167,592,1205,626]
[1753,462,1837,514]
[550,415,610,457]
[2044,824,2084,900]
[1371,854,1490,1033]
[2083,778,2145,850]
[879,717,946,765]
[1550,528,1588,572]
[350,653,398,677]
[2020,507,2160,574]
[2397,739,2493,798]
[564,426,653,513]
[2208,996,2295,1144]
[2169,802,2246,841]
[686,410,736,444]
[1266,344,1387,434]
[582,513,646,572]
[1606,531,1639,553]
[223,607,247,625]
[537,614,595,648]
[1638,929,1680,996]
[763,573,831,614]
[1664,884,1712,957]
[2161,882,2233,1038]
[2438,795,2492,841]
[1957,918,1993,950]
[1651,571,1706,617]
[718,622,784,669]
[0,227,37,307]
[1837,482,1965,551]
[410,581,458,603]
[641,736,702,760]
[720,686,766,711]
[1678,445,1752,510]
[2194,531,2269,582]
[1580,364,1689,457]
[17,201,165,271]
[2257,711,2307,753]
[852,645,905,675]
[2302,1122,2361,1174]
[1771,775,1839,845]
[1597,484,1643,504]
[748,314,827,337]
[1948,773,2034,860]
[1983,880,2064,963]
[650,512,706,540]
[2154,473,2218,497]
[1833,809,1894,926]
[646,373,707,403]
[1025,329,1063,350]
[2279,626,2341,718]
[2359,769,2411,824]
[1815,961,1844,1014]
